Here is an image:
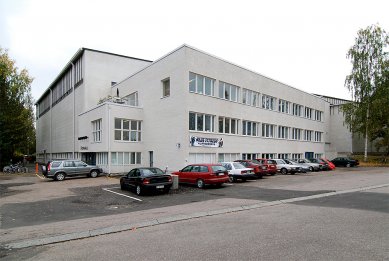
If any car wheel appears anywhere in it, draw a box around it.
[346,163,351,167]
[258,174,263,179]
[196,179,205,189]
[163,187,170,194]
[90,170,99,178]
[242,178,247,182]
[229,176,236,183]
[55,172,65,181]
[281,168,287,175]
[136,185,142,195]
[309,166,314,172]
[120,182,125,190]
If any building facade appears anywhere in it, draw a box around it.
[36,45,335,173]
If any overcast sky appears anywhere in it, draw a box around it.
[1,0,388,102]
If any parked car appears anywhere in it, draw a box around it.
[120,167,172,195]
[221,162,256,182]
[331,157,359,167]
[255,159,277,175]
[284,159,309,173]
[172,164,229,188]
[321,158,336,170]
[234,159,267,178]
[42,160,103,181]
[296,159,321,172]
[308,158,330,171]
[273,159,300,174]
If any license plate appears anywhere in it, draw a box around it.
[156,185,164,189]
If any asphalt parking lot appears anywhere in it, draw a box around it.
[3,166,382,230]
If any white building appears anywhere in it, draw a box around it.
[36,45,342,174]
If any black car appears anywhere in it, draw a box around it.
[331,157,359,167]
[120,167,172,195]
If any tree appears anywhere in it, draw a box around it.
[0,47,36,167]
[342,24,389,160]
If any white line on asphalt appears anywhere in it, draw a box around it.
[102,188,142,202]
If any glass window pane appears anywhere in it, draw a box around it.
[124,152,129,164]
[225,118,230,134]
[189,72,196,92]
[111,152,117,165]
[219,117,224,133]
[247,122,252,135]
[131,152,136,164]
[218,82,224,98]
[131,121,137,130]
[136,152,141,164]
[205,115,211,132]
[118,152,123,165]
[123,120,130,130]
[123,131,129,141]
[130,131,137,141]
[189,112,196,130]
[197,114,203,131]
[205,77,212,96]
[197,75,204,94]
[231,86,236,102]
[225,84,230,100]
[243,121,246,135]
[231,119,236,134]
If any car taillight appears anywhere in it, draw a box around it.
[168,176,172,182]
[143,178,150,184]
[241,170,247,174]
[48,163,51,172]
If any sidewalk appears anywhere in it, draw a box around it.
[0,197,267,249]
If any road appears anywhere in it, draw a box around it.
[1,167,389,260]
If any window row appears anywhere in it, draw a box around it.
[190,152,323,164]
[189,72,323,121]
[111,152,141,165]
[189,113,323,142]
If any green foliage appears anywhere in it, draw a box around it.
[342,24,389,155]
[0,47,36,167]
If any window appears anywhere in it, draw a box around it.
[92,119,102,142]
[189,72,215,96]
[262,153,276,159]
[162,78,170,97]
[262,123,275,138]
[74,56,83,85]
[219,81,239,102]
[278,126,289,139]
[124,92,138,106]
[242,153,260,160]
[314,131,322,142]
[262,95,276,110]
[292,103,303,116]
[96,152,108,165]
[314,110,323,121]
[304,130,313,141]
[242,88,260,106]
[278,99,290,113]
[314,153,323,158]
[188,153,216,164]
[218,153,240,162]
[278,153,289,159]
[291,153,302,159]
[52,69,72,106]
[189,112,215,132]
[111,152,141,165]
[218,117,239,134]
[291,128,302,140]
[38,93,51,117]
[114,118,142,142]
[242,120,258,136]
[305,107,313,119]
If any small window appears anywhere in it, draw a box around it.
[162,78,170,98]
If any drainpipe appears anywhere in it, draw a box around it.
[71,62,75,159]
[108,104,111,175]
[49,88,52,161]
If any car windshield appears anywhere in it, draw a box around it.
[251,159,261,164]
[140,168,165,176]
[267,160,276,164]
[233,163,246,169]
[275,159,286,164]
[211,166,226,172]
[289,160,299,164]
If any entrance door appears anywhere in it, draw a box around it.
[149,151,154,167]
[305,152,314,159]
[82,153,96,165]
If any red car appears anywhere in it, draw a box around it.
[320,158,336,170]
[172,164,230,188]
[255,159,277,175]
[234,160,267,178]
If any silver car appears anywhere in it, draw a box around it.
[296,159,321,171]
[42,160,103,181]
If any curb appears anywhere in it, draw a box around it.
[4,182,389,250]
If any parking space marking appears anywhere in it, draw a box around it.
[102,187,142,202]
[35,173,46,180]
